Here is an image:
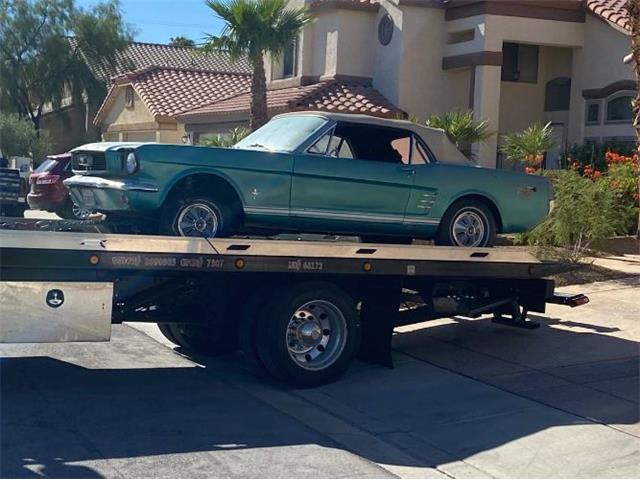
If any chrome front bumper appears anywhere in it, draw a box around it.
[63,175,159,192]
[64,175,159,211]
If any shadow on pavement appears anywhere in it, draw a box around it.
[1,310,638,478]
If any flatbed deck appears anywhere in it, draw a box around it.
[0,223,588,387]
[0,229,568,279]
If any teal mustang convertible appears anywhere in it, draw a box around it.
[65,112,552,247]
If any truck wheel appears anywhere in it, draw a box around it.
[256,282,361,387]
[435,199,496,248]
[156,322,238,356]
[162,196,236,237]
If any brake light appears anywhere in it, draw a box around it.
[36,175,60,185]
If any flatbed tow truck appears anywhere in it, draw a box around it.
[0,217,589,387]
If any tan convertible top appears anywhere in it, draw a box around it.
[275,111,474,166]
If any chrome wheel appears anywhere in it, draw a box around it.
[177,203,219,237]
[72,202,93,220]
[452,209,486,247]
[285,300,347,371]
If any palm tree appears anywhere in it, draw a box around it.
[425,110,492,158]
[204,0,313,130]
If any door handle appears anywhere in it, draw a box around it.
[399,166,416,175]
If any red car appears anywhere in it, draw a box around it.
[27,153,93,219]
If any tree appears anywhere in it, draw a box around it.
[0,0,133,131]
[203,0,312,130]
[626,0,640,238]
[425,110,492,159]
[0,112,51,162]
[169,36,196,47]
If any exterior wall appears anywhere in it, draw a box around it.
[334,9,376,78]
[98,85,185,144]
[499,46,573,133]
[102,87,155,127]
[41,105,89,154]
[569,15,634,145]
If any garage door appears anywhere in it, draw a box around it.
[124,132,156,142]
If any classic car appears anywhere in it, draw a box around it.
[65,112,552,247]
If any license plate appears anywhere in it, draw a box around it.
[81,189,96,207]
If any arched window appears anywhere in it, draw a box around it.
[606,93,634,123]
[545,77,571,111]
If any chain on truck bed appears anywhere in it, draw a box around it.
[0,216,111,233]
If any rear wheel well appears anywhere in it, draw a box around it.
[163,174,242,211]
[450,194,503,233]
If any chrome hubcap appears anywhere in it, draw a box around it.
[285,300,347,371]
[452,210,486,247]
[177,203,219,237]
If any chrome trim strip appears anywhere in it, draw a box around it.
[245,206,440,225]
[64,175,159,192]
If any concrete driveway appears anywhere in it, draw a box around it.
[1,274,638,478]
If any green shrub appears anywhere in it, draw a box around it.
[563,140,636,172]
[522,169,634,261]
[500,122,555,168]
[198,127,249,148]
[423,111,492,158]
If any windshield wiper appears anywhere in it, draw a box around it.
[245,143,267,149]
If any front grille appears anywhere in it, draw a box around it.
[0,169,20,201]
[72,152,107,172]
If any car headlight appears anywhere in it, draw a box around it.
[125,152,138,174]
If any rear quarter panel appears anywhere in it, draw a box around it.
[424,164,550,233]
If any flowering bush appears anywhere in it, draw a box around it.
[520,151,638,261]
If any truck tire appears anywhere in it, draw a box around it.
[161,196,237,238]
[156,322,238,356]
[435,199,496,248]
[255,282,361,387]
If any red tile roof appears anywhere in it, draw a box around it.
[584,0,630,30]
[179,80,404,120]
[71,38,251,84]
[94,66,251,124]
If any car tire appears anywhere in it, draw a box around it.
[156,322,238,356]
[255,282,361,388]
[161,196,237,238]
[435,199,497,248]
[59,198,93,220]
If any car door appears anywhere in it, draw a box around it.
[403,137,443,231]
[290,124,414,232]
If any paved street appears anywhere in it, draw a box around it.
[1,275,638,478]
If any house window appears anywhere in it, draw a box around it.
[585,101,601,125]
[124,86,134,108]
[501,43,538,83]
[606,94,634,123]
[545,77,571,111]
[282,38,297,78]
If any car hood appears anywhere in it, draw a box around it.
[71,142,154,153]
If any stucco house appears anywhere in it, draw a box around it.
[40,40,251,152]
[94,0,635,169]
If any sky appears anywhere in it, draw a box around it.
[75,0,225,45]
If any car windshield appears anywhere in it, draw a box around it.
[35,159,58,173]
[234,115,328,153]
